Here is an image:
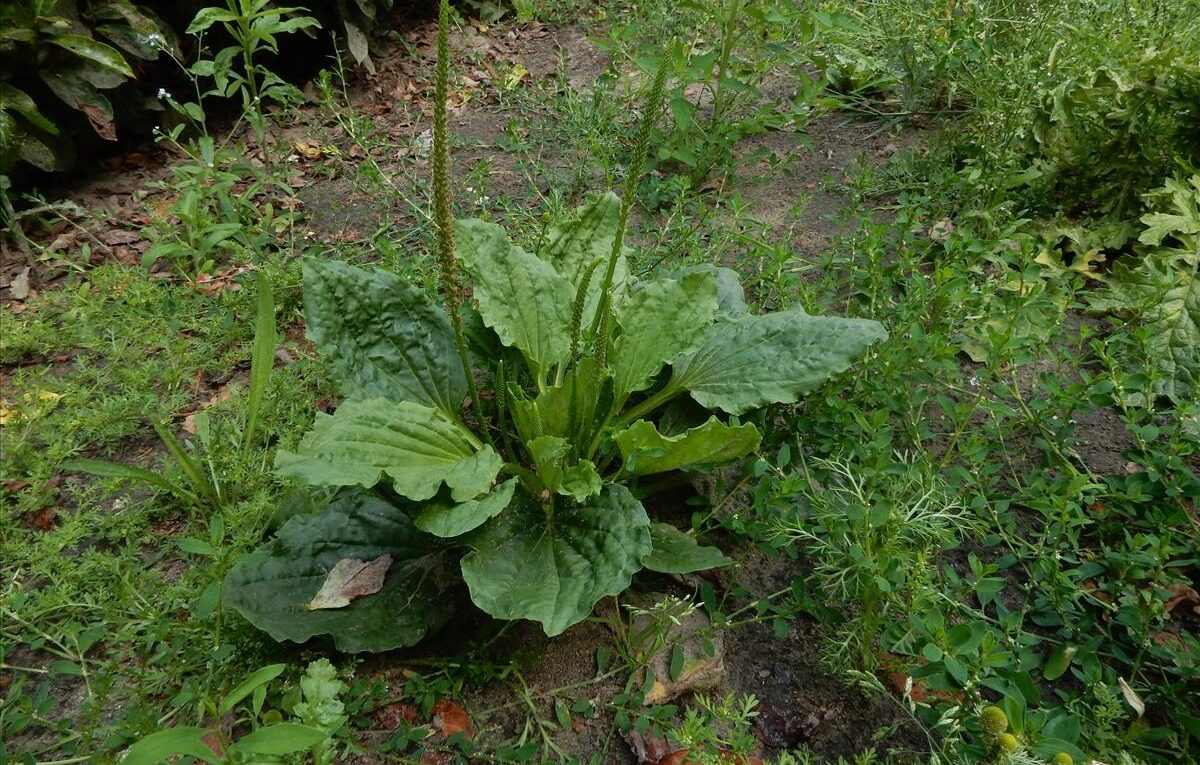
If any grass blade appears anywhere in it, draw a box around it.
[63,459,202,507]
[153,420,220,507]
[242,271,276,452]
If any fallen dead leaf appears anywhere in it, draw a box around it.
[372,701,419,731]
[623,728,677,764]
[1118,677,1145,717]
[30,506,58,530]
[193,267,250,296]
[9,268,31,300]
[928,218,955,243]
[102,229,142,246]
[306,554,393,610]
[432,698,473,740]
[1164,583,1200,615]
[200,731,225,759]
[633,604,724,705]
[1153,631,1185,651]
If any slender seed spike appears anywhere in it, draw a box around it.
[568,257,605,366]
[432,0,493,448]
[593,51,671,370]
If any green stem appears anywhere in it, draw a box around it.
[432,0,494,450]
[620,380,683,423]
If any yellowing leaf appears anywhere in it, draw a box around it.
[294,138,324,160]
[502,63,528,91]
[305,554,392,610]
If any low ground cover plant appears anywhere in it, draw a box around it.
[221,0,886,651]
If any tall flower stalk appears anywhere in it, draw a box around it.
[593,53,671,370]
[432,0,492,447]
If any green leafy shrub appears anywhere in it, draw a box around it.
[0,0,176,171]
[1031,46,1200,218]
[221,0,887,652]
[1087,173,1200,403]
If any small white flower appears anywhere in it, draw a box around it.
[156,87,170,100]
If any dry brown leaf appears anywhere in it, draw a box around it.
[1163,583,1200,615]
[636,606,724,705]
[432,698,473,740]
[30,506,58,530]
[9,268,31,300]
[929,219,955,242]
[623,728,677,764]
[372,701,419,731]
[102,229,142,246]
[305,554,393,610]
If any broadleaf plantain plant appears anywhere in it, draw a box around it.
[223,0,887,652]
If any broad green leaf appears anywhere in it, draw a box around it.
[612,272,719,402]
[527,436,602,501]
[457,218,572,377]
[1091,248,1199,401]
[93,1,177,59]
[45,34,133,77]
[274,399,501,502]
[187,7,239,33]
[614,417,761,476]
[539,192,630,328]
[667,310,888,415]
[414,478,517,538]
[224,491,455,652]
[508,358,607,446]
[642,522,733,574]
[40,69,116,140]
[121,728,219,765]
[230,724,328,755]
[1043,644,1077,681]
[303,260,466,418]
[16,130,65,172]
[1138,175,1200,246]
[662,264,748,317]
[0,84,59,135]
[461,485,651,636]
[220,664,286,714]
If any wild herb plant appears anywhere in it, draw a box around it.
[219,0,886,651]
[122,659,346,765]
[181,0,319,149]
[603,0,819,186]
[140,2,317,274]
[771,454,972,669]
[64,272,277,508]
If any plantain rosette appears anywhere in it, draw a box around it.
[224,193,887,651]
